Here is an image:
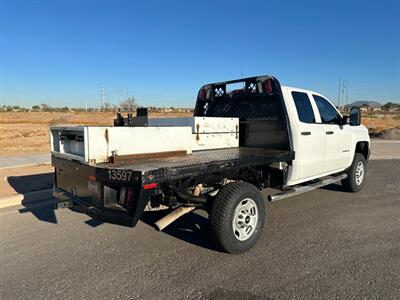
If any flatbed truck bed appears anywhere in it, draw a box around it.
[53,147,294,226]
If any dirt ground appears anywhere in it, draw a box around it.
[0,111,398,156]
[362,113,400,133]
[0,164,54,197]
[0,111,191,156]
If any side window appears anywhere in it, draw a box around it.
[313,95,340,124]
[291,91,315,123]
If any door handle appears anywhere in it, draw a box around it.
[325,131,334,135]
[301,131,311,136]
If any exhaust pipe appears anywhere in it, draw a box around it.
[154,206,196,231]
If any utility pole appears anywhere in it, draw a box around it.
[341,81,346,111]
[85,98,87,112]
[119,89,123,103]
[337,77,342,108]
[101,85,105,111]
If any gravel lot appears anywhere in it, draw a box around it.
[1,159,399,299]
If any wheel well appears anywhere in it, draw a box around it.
[355,141,369,160]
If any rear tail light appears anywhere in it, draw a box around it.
[199,88,206,99]
[264,80,272,94]
[117,187,134,209]
[125,188,134,209]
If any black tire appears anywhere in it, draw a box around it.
[210,182,265,254]
[342,153,367,192]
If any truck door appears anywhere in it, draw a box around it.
[291,91,325,179]
[312,95,352,173]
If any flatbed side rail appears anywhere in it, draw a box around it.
[268,173,347,202]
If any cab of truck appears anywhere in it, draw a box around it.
[281,86,370,186]
[193,77,370,190]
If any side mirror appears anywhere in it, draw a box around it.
[349,107,361,126]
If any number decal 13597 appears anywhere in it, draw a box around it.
[107,169,133,182]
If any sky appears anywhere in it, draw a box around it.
[0,0,399,108]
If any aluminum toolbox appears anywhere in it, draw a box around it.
[50,126,193,164]
[148,117,239,151]
[50,117,240,163]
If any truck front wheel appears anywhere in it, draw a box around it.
[342,153,367,192]
[210,182,265,254]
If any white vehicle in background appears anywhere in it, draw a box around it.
[51,75,370,254]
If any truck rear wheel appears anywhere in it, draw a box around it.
[342,153,367,192]
[210,182,265,254]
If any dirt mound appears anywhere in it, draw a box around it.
[370,127,400,140]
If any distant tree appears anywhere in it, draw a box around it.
[382,102,391,110]
[40,103,50,111]
[102,102,112,111]
[32,105,40,110]
[120,96,137,112]
[381,102,400,111]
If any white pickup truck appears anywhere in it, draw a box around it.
[52,75,370,254]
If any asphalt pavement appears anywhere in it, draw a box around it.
[1,159,399,299]
[0,153,50,169]
[368,139,400,160]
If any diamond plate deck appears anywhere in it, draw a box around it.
[98,147,294,184]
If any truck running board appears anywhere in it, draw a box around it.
[268,173,347,202]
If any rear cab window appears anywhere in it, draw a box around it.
[291,91,316,123]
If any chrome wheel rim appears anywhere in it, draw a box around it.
[355,161,364,185]
[232,198,258,241]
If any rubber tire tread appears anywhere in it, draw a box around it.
[210,182,265,254]
[342,153,367,193]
